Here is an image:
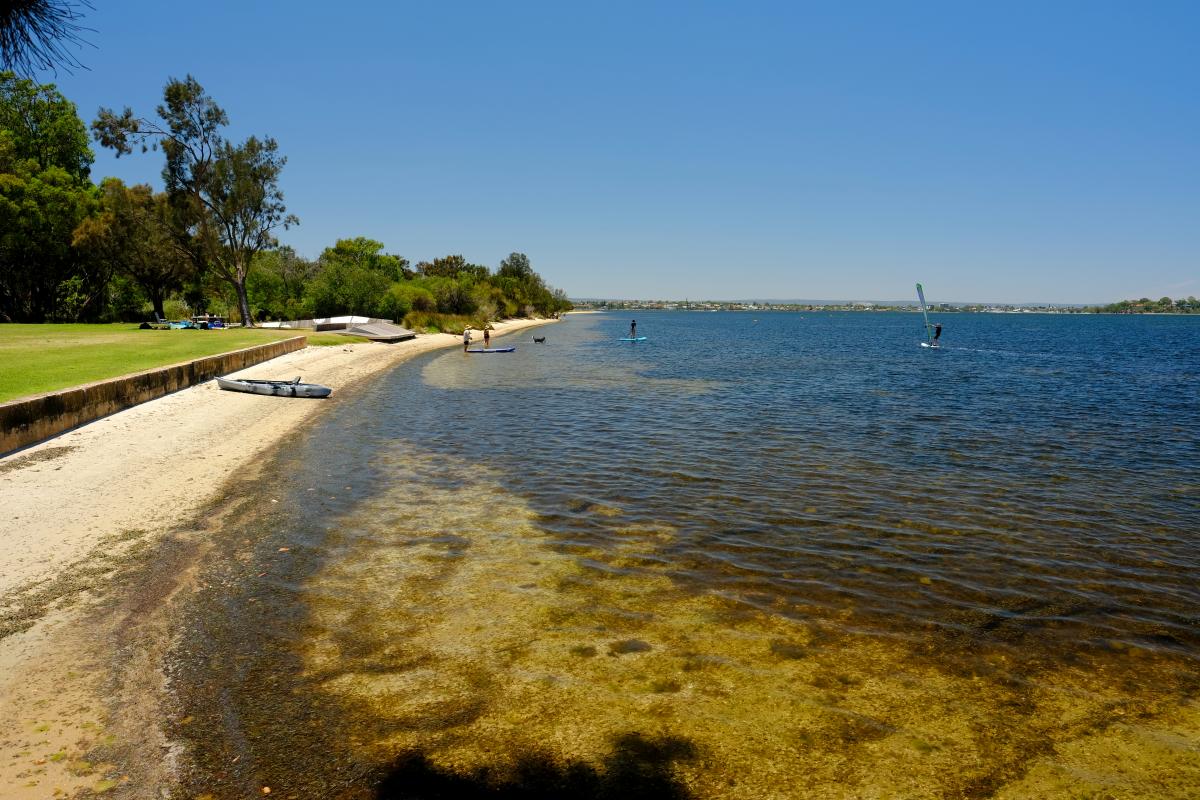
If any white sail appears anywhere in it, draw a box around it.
[916,283,934,346]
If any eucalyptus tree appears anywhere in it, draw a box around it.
[92,75,297,325]
[72,178,191,319]
[320,236,412,281]
[419,254,489,281]
[498,251,533,281]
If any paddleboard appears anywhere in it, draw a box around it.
[466,347,515,353]
[620,336,648,341]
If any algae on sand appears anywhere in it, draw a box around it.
[157,445,1200,799]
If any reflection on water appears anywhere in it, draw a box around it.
[167,313,1200,797]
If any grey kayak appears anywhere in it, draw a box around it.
[216,376,332,398]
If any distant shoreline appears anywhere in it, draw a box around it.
[568,305,1199,315]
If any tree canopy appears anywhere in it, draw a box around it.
[2,72,572,327]
[93,76,297,326]
[0,70,96,322]
[72,178,191,319]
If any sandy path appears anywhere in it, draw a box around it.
[0,318,554,798]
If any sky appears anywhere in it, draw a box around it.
[39,0,1200,303]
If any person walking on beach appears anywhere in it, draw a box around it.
[629,320,637,339]
[483,326,491,350]
[463,328,471,351]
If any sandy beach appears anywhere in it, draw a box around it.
[0,317,554,798]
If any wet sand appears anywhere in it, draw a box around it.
[0,318,554,798]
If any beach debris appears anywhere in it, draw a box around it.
[278,547,290,552]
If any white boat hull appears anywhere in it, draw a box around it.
[216,377,332,398]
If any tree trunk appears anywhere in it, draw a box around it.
[236,278,253,327]
[151,291,165,321]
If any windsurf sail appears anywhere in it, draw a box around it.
[916,283,934,346]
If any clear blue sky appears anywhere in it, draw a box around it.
[47,1,1199,303]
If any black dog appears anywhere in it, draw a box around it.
[533,336,546,343]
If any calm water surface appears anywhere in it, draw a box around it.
[169,312,1200,798]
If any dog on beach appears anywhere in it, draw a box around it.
[533,336,546,343]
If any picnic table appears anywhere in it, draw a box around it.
[191,315,227,328]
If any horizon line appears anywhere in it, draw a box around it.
[568,297,1116,307]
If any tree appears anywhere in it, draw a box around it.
[320,237,411,281]
[0,70,96,321]
[419,254,488,281]
[0,1,92,77]
[498,251,533,281]
[93,75,297,325]
[304,259,390,318]
[249,246,317,320]
[71,178,191,319]
[0,70,91,175]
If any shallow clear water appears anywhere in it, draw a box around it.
[169,312,1200,798]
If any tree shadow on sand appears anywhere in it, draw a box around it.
[375,732,697,799]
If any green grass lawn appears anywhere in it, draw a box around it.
[0,324,366,403]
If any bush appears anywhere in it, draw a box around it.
[403,311,475,334]
[163,298,191,320]
[413,276,477,315]
[381,283,436,321]
[104,275,146,322]
[305,262,391,318]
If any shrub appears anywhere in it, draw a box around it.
[403,311,475,334]
[163,298,191,320]
[381,283,436,321]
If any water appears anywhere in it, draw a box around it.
[167,312,1200,798]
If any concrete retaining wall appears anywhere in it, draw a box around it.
[0,336,306,456]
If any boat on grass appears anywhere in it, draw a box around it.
[216,376,332,398]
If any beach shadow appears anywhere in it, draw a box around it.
[375,732,697,799]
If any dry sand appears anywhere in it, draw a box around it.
[0,317,554,798]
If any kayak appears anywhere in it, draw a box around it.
[620,336,648,342]
[216,376,332,398]
[466,347,516,353]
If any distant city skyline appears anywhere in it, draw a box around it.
[45,1,1200,304]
